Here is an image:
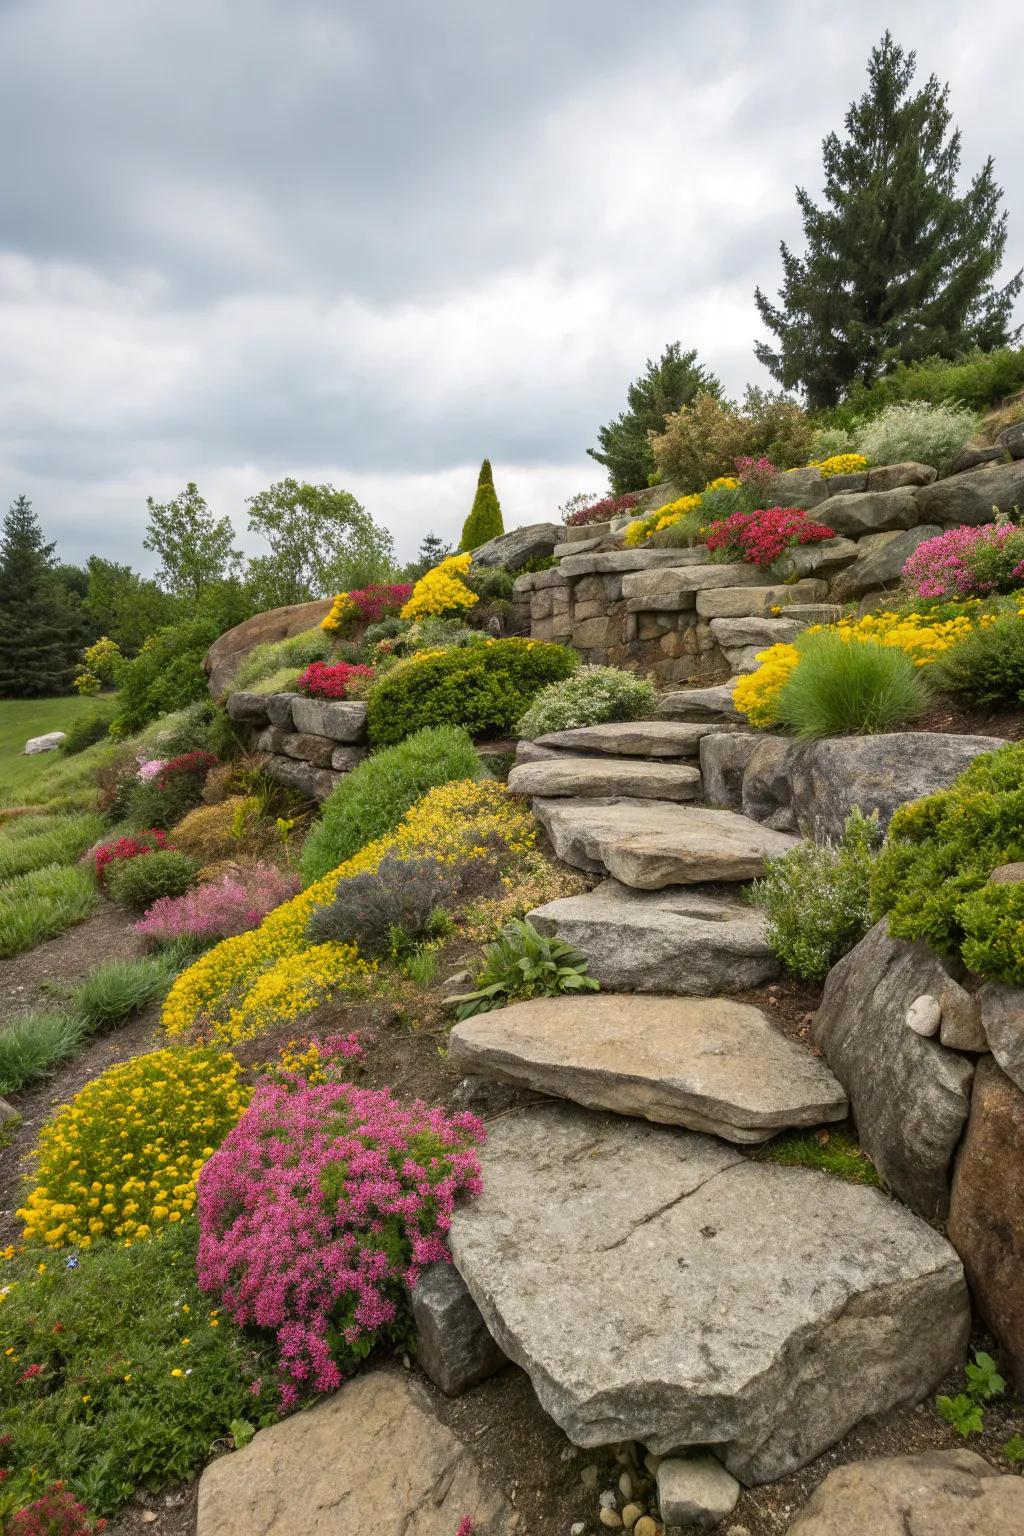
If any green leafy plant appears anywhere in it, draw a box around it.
[231,626,334,691]
[68,955,177,1032]
[453,919,599,1019]
[650,386,812,491]
[104,848,199,909]
[935,1350,1006,1437]
[365,638,577,748]
[299,726,482,884]
[1001,1432,1024,1465]
[933,611,1024,709]
[958,882,1024,984]
[775,631,930,737]
[60,704,117,756]
[515,664,656,739]
[748,809,881,981]
[0,864,98,958]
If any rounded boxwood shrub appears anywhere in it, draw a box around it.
[299,725,482,884]
[516,664,656,739]
[365,638,577,747]
[105,848,200,909]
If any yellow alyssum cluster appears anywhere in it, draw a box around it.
[321,591,360,634]
[17,1048,249,1249]
[163,779,536,1042]
[734,609,978,727]
[401,553,479,620]
[625,477,742,547]
[811,453,869,477]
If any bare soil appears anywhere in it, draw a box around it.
[1,900,146,1021]
[915,700,1024,741]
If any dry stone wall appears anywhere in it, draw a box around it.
[225,689,367,800]
[513,457,1024,681]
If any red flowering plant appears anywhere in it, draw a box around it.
[296,660,375,700]
[733,456,779,507]
[321,584,413,635]
[6,1483,106,1535]
[91,830,169,884]
[196,1079,485,1409]
[153,751,217,790]
[705,506,836,568]
[564,492,641,528]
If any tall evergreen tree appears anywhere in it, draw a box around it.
[0,496,80,697]
[587,343,722,494]
[459,460,504,551]
[755,33,1022,409]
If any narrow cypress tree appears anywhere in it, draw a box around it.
[459,459,504,551]
[588,343,722,493]
[755,33,1022,409]
[0,495,79,697]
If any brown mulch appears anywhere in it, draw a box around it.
[914,701,1024,741]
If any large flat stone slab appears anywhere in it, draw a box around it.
[622,564,764,612]
[695,579,829,618]
[529,720,734,758]
[660,681,743,722]
[507,755,701,802]
[532,797,800,888]
[785,1449,1024,1535]
[812,921,975,1220]
[196,1370,519,1535]
[448,1104,969,1485]
[529,878,778,994]
[449,994,847,1142]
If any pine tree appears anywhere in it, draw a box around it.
[755,33,1023,409]
[0,495,80,697]
[588,343,722,494]
[459,460,504,552]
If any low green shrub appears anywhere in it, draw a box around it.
[808,425,856,460]
[299,726,481,883]
[306,854,459,958]
[870,741,1024,971]
[854,400,977,475]
[110,620,226,737]
[231,627,333,692]
[933,612,1024,708]
[464,566,516,601]
[516,664,656,738]
[0,1010,86,1096]
[0,864,98,958]
[366,638,578,748]
[0,1222,276,1516]
[775,632,930,737]
[69,955,177,1032]
[831,347,1024,424]
[105,849,199,909]
[748,809,881,982]
[61,703,117,756]
[958,883,1024,985]
[0,812,104,882]
[646,511,706,548]
[453,919,599,1018]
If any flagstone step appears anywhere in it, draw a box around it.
[507,755,702,802]
[449,994,847,1143]
[528,878,778,993]
[524,719,742,759]
[532,797,800,888]
[447,1103,970,1485]
[659,679,744,722]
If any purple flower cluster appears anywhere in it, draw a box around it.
[902,522,1024,600]
[196,1080,485,1407]
[133,864,299,943]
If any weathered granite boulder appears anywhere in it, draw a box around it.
[695,579,828,618]
[949,443,1010,474]
[913,458,1024,525]
[785,1449,1024,1535]
[660,680,743,721]
[864,461,938,492]
[699,731,771,810]
[771,538,859,581]
[448,1103,969,1484]
[260,755,345,802]
[204,599,332,697]
[977,982,1024,1092]
[740,737,801,832]
[196,1370,519,1535]
[23,731,66,755]
[819,486,920,537]
[289,697,367,742]
[281,731,335,768]
[225,690,271,723]
[263,692,296,728]
[507,755,701,802]
[530,719,730,758]
[996,419,1024,459]
[949,1058,1024,1388]
[472,521,564,570]
[767,466,828,510]
[622,563,764,612]
[528,879,779,995]
[410,1263,507,1396]
[830,525,943,602]
[812,921,976,1219]
[449,994,847,1142]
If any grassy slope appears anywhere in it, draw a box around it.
[0,696,103,803]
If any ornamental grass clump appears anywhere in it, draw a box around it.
[17,1047,250,1248]
[774,632,929,738]
[0,865,98,959]
[196,1079,485,1407]
[515,665,656,738]
[0,812,104,882]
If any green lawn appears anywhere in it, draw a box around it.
[0,696,104,803]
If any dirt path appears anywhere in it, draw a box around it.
[1,902,146,1023]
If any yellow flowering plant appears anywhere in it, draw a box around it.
[17,1048,249,1249]
[321,591,360,633]
[811,453,869,477]
[401,553,479,620]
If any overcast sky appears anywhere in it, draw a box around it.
[1,0,1022,572]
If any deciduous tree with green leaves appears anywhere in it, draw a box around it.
[587,343,722,493]
[84,556,179,654]
[459,459,504,551]
[143,482,242,602]
[245,478,395,606]
[755,33,1023,409]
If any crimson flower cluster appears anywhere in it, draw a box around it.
[6,1483,106,1535]
[346,583,413,622]
[196,1079,485,1408]
[705,506,836,568]
[297,660,376,700]
[154,751,218,789]
[565,492,642,527]
[92,829,169,882]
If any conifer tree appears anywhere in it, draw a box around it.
[588,343,722,494]
[755,33,1022,409]
[459,460,504,551]
[0,495,80,697]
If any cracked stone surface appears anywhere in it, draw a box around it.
[784,1448,1024,1534]
[531,797,800,888]
[448,1103,969,1485]
[529,719,735,758]
[528,878,778,994]
[448,994,847,1141]
[196,1370,519,1535]
[507,755,702,801]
